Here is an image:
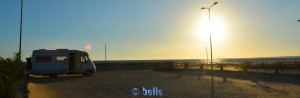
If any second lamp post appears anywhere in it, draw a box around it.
[201,2,218,98]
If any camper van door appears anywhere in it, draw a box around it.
[69,53,81,71]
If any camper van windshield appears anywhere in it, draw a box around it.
[86,56,90,60]
[83,53,90,60]
[81,55,89,63]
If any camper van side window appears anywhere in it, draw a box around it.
[56,56,67,62]
[36,57,51,63]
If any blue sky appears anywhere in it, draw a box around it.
[1,0,300,60]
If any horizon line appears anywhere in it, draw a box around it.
[93,55,300,61]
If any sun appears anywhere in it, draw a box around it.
[196,17,226,42]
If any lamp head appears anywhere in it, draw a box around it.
[213,2,218,5]
[201,7,206,10]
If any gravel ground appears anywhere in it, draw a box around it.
[28,70,300,98]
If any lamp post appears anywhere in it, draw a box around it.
[105,44,107,62]
[19,0,23,60]
[206,47,209,64]
[201,2,218,98]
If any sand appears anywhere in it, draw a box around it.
[28,70,300,98]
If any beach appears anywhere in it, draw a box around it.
[28,69,300,98]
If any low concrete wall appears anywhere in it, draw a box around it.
[95,62,175,71]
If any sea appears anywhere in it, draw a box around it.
[93,56,300,64]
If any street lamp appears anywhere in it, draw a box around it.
[201,2,218,98]
[19,0,23,60]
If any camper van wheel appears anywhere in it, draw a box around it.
[50,74,58,78]
[84,70,92,76]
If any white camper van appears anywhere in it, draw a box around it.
[27,49,96,77]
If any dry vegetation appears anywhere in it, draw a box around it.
[0,53,25,98]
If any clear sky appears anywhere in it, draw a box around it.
[1,0,300,60]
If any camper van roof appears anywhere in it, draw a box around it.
[56,49,68,51]
[33,49,87,54]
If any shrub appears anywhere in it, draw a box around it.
[183,62,189,70]
[274,62,283,74]
[0,52,24,98]
[240,62,249,71]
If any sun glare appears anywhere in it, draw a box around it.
[196,17,226,42]
[85,43,92,52]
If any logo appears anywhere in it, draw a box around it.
[132,87,163,96]
[132,88,139,96]
[142,87,163,96]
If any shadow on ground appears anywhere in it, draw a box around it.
[158,69,300,85]
[29,75,85,84]
[157,69,300,94]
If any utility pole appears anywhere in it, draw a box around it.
[105,44,107,62]
[206,47,209,64]
[19,0,23,60]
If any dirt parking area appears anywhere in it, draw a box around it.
[28,70,300,98]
